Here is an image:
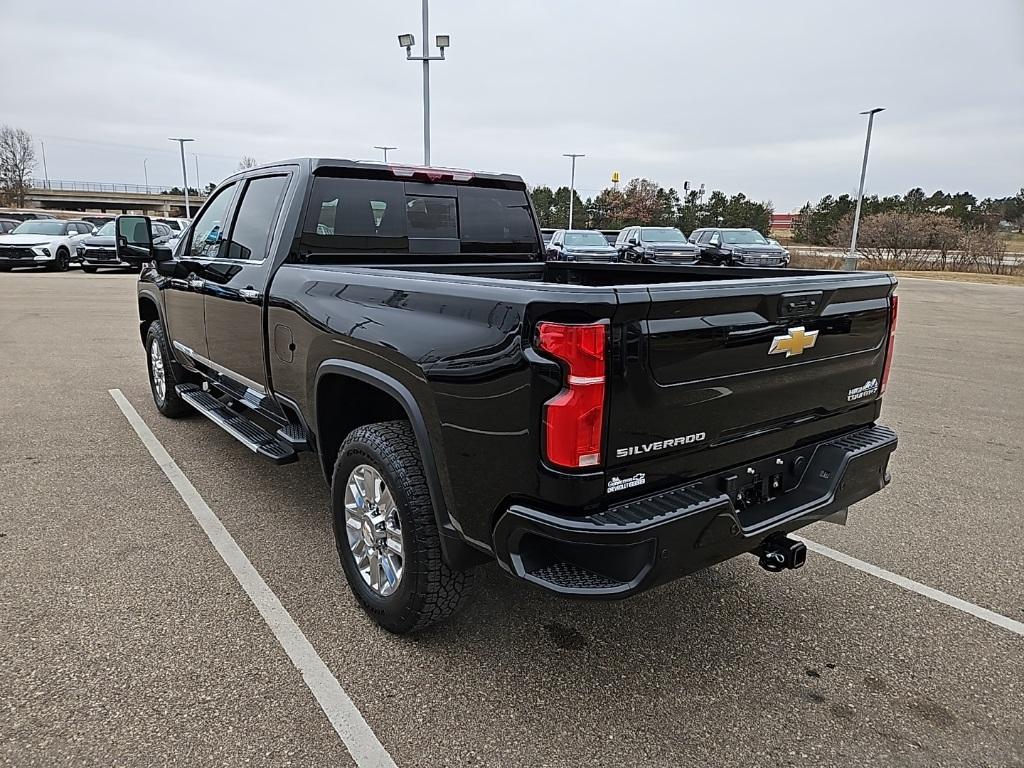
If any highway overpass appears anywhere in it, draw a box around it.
[19,179,208,217]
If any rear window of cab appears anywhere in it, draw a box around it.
[301,177,538,256]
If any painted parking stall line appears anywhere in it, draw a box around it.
[109,389,398,768]
[798,536,1024,638]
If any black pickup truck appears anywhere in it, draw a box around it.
[115,158,898,634]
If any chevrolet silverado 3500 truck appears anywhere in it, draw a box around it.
[115,158,898,633]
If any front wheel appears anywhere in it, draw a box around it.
[47,248,71,272]
[145,321,192,418]
[331,421,474,633]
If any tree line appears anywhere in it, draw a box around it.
[793,188,1024,244]
[530,178,773,234]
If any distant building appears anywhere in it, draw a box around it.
[771,213,797,231]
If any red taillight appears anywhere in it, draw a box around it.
[880,294,899,395]
[536,322,607,469]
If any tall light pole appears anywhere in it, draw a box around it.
[374,146,398,162]
[193,153,202,193]
[143,158,149,188]
[398,1,450,166]
[845,107,885,270]
[40,140,50,189]
[563,153,585,229]
[168,137,195,217]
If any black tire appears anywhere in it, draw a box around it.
[331,421,474,633]
[48,247,71,272]
[81,265,98,274]
[145,320,193,418]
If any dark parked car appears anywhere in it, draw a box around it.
[615,226,700,264]
[0,211,58,222]
[78,220,173,272]
[690,227,790,267]
[0,218,19,234]
[82,215,116,228]
[114,157,898,634]
[546,229,619,262]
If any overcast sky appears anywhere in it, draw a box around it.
[4,0,1023,211]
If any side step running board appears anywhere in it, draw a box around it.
[176,384,297,465]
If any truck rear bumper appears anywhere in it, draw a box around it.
[492,423,897,597]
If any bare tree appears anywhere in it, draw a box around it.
[237,155,258,171]
[960,227,1011,275]
[832,211,960,270]
[0,125,36,207]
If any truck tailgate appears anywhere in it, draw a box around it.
[606,273,896,482]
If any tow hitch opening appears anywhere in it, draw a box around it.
[757,535,807,572]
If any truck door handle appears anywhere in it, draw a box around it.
[238,288,262,302]
[187,277,205,290]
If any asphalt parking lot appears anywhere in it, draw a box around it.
[2,271,1022,768]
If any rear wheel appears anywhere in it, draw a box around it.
[145,321,192,418]
[331,421,474,633]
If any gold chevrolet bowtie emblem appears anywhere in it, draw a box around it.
[769,326,819,357]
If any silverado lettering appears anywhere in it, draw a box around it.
[616,432,707,458]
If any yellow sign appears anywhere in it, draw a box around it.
[769,327,819,358]
[611,171,620,183]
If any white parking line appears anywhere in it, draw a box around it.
[108,389,398,768]
[798,536,1024,638]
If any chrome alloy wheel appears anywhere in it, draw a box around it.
[150,338,166,402]
[344,464,404,596]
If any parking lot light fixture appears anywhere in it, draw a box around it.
[563,153,585,229]
[374,146,398,162]
[168,137,195,218]
[845,107,885,271]
[398,0,449,165]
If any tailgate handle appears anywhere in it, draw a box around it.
[779,291,823,318]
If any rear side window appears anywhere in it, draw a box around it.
[302,176,538,257]
[224,175,289,261]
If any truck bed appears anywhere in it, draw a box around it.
[328,260,847,287]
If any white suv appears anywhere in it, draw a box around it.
[0,219,95,272]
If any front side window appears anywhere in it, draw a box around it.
[224,175,289,261]
[188,182,237,259]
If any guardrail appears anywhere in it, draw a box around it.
[29,179,205,196]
